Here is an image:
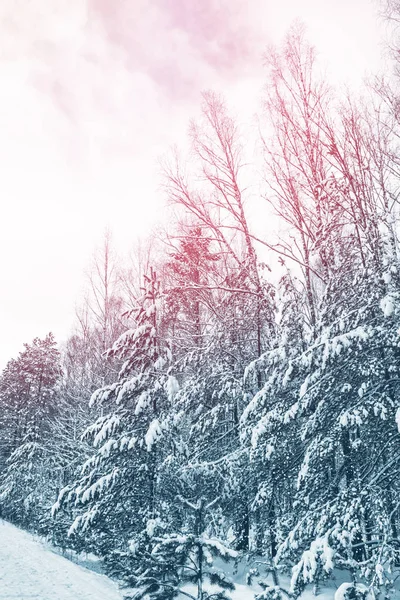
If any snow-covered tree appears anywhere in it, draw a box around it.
[0,334,61,531]
[53,268,174,562]
[122,496,237,600]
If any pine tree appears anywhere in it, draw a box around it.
[123,496,237,600]
[0,334,61,532]
[53,269,173,567]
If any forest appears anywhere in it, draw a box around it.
[1,7,400,600]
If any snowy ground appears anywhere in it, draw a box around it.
[0,520,123,600]
[180,558,380,600]
[0,521,396,600]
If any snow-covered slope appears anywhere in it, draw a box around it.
[0,520,394,600]
[0,520,123,600]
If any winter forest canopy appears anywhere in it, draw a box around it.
[4,6,400,600]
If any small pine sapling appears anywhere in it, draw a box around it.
[145,496,237,600]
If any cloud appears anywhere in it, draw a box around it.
[88,0,268,98]
[0,0,384,368]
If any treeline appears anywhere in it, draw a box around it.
[2,18,400,600]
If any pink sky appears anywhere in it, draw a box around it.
[0,0,385,367]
